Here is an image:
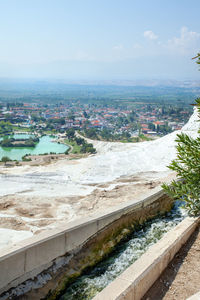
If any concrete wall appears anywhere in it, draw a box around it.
[0,187,172,297]
[93,217,199,300]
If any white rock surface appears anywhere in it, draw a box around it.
[0,228,33,248]
[0,108,199,197]
[0,108,199,248]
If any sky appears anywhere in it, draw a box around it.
[0,0,200,81]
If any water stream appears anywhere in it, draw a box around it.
[59,202,186,300]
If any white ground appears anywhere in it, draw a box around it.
[0,108,199,249]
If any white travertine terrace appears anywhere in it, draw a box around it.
[0,108,199,248]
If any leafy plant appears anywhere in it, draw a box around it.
[64,148,70,155]
[162,54,200,216]
[162,98,200,215]
[1,156,11,165]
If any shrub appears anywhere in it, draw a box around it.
[162,98,200,216]
[64,148,70,155]
[1,156,11,165]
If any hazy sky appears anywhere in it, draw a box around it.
[0,0,200,80]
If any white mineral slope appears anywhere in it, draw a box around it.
[0,109,199,249]
[73,108,199,184]
[0,228,33,248]
[0,108,199,198]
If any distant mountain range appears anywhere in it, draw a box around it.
[0,78,199,88]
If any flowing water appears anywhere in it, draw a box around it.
[59,202,186,300]
[0,134,68,160]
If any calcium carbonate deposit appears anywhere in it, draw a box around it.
[0,108,199,248]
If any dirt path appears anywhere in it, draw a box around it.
[142,226,200,300]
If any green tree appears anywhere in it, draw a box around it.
[66,128,75,139]
[162,54,200,215]
[64,148,70,155]
[83,111,88,118]
[1,156,11,165]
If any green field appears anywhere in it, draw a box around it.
[64,139,81,154]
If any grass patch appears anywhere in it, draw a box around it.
[64,139,82,154]
[13,126,31,132]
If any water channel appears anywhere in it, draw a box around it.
[0,134,68,160]
[59,202,186,300]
